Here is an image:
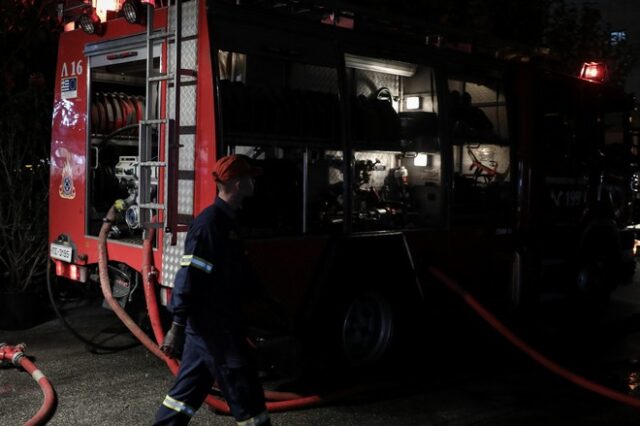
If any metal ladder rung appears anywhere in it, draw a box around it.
[139,203,166,210]
[148,73,174,82]
[178,69,198,78]
[138,161,167,167]
[149,31,174,41]
[149,70,196,83]
[140,119,167,125]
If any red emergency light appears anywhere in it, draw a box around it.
[579,62,607,83]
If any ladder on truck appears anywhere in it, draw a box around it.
[137,0,198,246]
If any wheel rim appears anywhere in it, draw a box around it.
[341,292,394,366]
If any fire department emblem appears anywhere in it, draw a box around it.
[59,158,76,199]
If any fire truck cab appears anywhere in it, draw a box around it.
[49,0,638,372]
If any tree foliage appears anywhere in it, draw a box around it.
[0,0,60,292]
[0,0,60,98]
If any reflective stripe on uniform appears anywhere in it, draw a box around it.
[236,411,270,426]
[180,255,214,273]
[162,395,196,417]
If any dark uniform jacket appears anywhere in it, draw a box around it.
[169,197,262,343]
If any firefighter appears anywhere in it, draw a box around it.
[154,154,271,426]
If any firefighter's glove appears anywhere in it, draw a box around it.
[161,322,185,360]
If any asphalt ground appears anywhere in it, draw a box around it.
[3,275,640,425]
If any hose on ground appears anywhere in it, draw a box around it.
[101,205,640,413]
[428,266,640,411]
[0,343,57,425]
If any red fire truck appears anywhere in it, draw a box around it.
[48,0,638,372]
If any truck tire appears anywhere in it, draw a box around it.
[339,291,395,367]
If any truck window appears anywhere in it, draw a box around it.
[217,50,341,237]
[448,78,511,226]
[346,54,442,232]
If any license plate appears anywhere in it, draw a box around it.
[50,243,73,262]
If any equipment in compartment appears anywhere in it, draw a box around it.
[351,87,401,146]
[88,85,152,238]
[91,92,145,136]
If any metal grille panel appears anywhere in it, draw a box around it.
[178,180,194,215]
[163,0,199,287]
[162,232,186,288]
[168,1,198,38]
[178,134,196,170]
[180,85,197,126]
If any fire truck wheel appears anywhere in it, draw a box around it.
[339,291,395,367]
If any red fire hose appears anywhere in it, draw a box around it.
[98,206,333,414]
[100,203,640,414]
[0,343,57,425]
[428,266,640,411]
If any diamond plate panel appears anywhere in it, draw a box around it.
[167,38,198,78]
[162,232,187,288]
[168,0,198,39]
[179,134,195,171]
[180,85,197,126]
[181,39,198,69]
[178,180,194,215]
[164,1,198,240]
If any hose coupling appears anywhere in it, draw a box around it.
[11,350,25,366]
[0,343,27,366]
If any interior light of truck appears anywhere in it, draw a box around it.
[345,53,417,77]
[580,62,607,83]
[414,153,428,167]
[79,9,104,35]
[405,96,422,110]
